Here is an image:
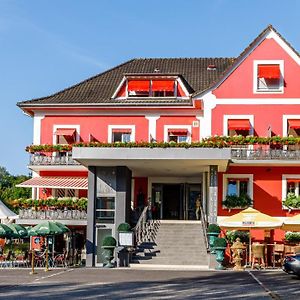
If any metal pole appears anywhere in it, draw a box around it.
[30,249,36,275]
[45,237,49,272]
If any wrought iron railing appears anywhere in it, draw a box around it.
[200,204,209,251]
[133,205,151,245]
[19,208,87,220]
[29,153,80,166]
[231,148,300,160]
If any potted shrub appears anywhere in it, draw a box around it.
[285,232,300,245]
[226,230,249,245]
[207,224,221,253]
[213,237,227,270]
[101,236,117,268]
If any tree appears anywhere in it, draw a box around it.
[0,167,31,202]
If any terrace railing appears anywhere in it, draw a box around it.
[19,208,87,220]
[231,147,300,160]
[29,152,80,166]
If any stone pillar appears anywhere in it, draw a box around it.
[208,165,218,224]
[86,166,96,267]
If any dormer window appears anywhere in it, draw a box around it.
[115,76,188,98]
[128,80,150,97]
[253,60,284,93]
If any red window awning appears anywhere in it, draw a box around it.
[228,119,251,131]
[16,177,88,190]
[287,179,300,183]
[55,129,76,136]
[152,80,174,92]
[168,129,188,135]
[128,80,150,92]
[258,65,280,79]
[288,119,300,129]
[112,128,132,134]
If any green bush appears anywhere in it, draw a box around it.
[226,230,249,244]
[102,236,117,247]
[117,223,131,232]
[207,224,221,233]
[222,194,252,209]
[285,231,300,243]
[213,237,227,248]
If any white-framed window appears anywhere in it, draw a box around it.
[108,125,135,143]
[163,125,192,143]
[223,115,254,136]
[253,60,284,93]
[53,125,80,145]
[282,175,300,200]
[222,174,253,201]
[283,115,300,137]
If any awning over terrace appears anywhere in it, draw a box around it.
[16,176,88,190]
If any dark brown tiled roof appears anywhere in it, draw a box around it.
[17,58,234,107]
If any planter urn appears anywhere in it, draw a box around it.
[207,232,219,253]
[102,246,115,268]
[214,247,226,270]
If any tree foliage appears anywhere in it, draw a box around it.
[0,167,31,204]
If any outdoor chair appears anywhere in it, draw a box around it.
[14,251,29,268]
[284,245,296,256]
[272,243,284,267]
[35,253,45,267]
[251,243,266,269]
[54,250,67,267]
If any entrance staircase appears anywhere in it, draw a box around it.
[130,220,209,270]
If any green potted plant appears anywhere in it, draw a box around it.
[222,194,252,210]
[207,224,221,253]
[213,237,227,270]
[101,236,117,268]
[226,230,249,245]
[285,232,300,244]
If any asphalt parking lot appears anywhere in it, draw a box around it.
[0,268,299,299]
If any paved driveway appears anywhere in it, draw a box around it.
[0,268,297,299]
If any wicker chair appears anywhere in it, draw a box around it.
[251,243,266,269]
[273,243,284,267]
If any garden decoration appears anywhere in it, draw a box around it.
[207,224,221,254]
[101,236,117,268]
[213,237,227,270]
[231,238,246,271]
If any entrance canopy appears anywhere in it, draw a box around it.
[72,147,231,177]
[16,176,88,190]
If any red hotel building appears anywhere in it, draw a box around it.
[17,25,300,266]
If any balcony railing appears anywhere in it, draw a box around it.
[19,208,87,220]
[231,148,300,160]
[29,153,80,166]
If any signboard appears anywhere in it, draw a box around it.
[242,221,255,226]
[118,232,134,247]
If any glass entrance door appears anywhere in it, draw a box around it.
[184,184,202,220]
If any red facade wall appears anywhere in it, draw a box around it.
[213,38,300,98]
[212,104,300,136]
[218,166,300,217]
[41,115,149,143]
[156,116,200,142]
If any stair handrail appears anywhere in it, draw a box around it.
[200,204,209,251]
[133,205,150,246]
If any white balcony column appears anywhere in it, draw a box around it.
[33,113,45,145]
[145,115,160,142]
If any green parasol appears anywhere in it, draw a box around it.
[32,221,64,236]
[54,222,70,233]
[0,223,14,238]
[7,223,28,238]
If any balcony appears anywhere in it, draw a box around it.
[29,152,81,166]
[231,147,300,160]
[17,208,87,226]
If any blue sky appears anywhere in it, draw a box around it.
[1,0,300,175]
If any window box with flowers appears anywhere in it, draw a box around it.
[282,193,300,210]
[222,175,253,210]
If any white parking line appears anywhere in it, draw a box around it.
[33,268,74,282]
[248,271,280,300]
